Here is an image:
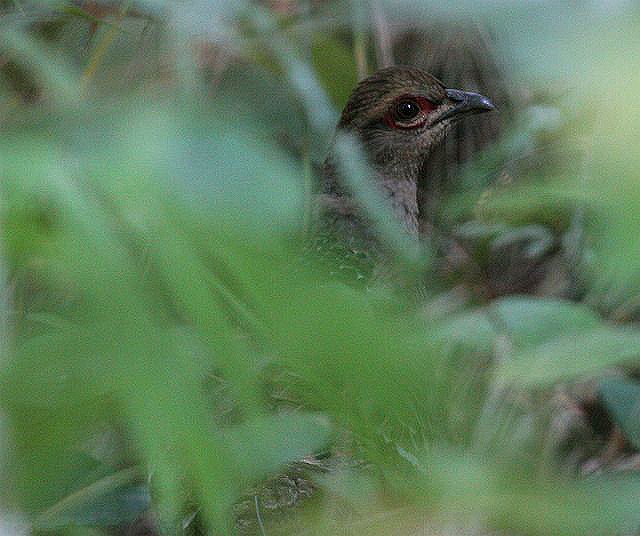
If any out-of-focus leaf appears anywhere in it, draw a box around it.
[599,377,640,450]
[440,298,640,387]
[35,467,149,530]
[311,34,358,109]
[492,297,601,350]
[251,279,485,466]
[167,110,304,238]
[247,7,339,136]
[436,309,496,354]
[0,25,80,103]
[423,449,640,536]
[0,69,345,529]
[439,297,608,377]
[216,63,309,153]
[579,20,640,305]
[226,413,331,482]
[499,326,640,387]
[2,328,114,409]
[273,449,640,535]
[166,0,248,43]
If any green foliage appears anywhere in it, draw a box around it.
[2,1,640,535]
[600,378,640,451]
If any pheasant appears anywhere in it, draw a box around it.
[317,66,495,280]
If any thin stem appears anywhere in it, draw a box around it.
[81,1,133,92]
[372,0,393,68]
[351,0,370,79]
[302,140,314,235]
[255,495,267,536]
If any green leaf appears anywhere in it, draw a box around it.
[311,34,358,109]
[499,326,640,387]
[492,297,601,350]
[436,309,496,355]
[425,449,640,536]
[35,467,149,530]
[599,378,640,450]
[0,25,80,104]
[225,413,332,483]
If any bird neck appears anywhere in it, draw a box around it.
[321,153,421,236]
[379,171,420,235]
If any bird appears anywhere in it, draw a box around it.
[316,65,495,281]
[391,26,508,233]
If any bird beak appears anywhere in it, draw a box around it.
[439,89,496,122]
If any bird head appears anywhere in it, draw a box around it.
[337,66,496,180]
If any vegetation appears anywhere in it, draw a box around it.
[2,1,640,534]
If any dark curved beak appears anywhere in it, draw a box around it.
[439,89,496,122]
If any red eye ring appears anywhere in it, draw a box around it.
[384,95,436,129]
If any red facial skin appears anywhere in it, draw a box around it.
[384,95,436,130]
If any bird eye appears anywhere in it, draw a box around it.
[384,95,436,129]
[395,99,420,120]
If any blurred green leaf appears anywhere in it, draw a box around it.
[499,326,640,387]
[599,377,640,451]
[424,449,640,536]
[311,34,358,108]
[35,467,149,530]
[0,24,80,103]
[226,413,331,483]
[492,297,601,350]
[436,309,496,354]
